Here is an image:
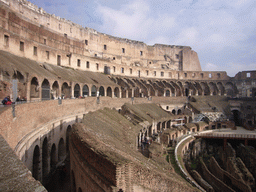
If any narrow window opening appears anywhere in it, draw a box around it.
[85,39,88,45]
[146,70,149,76]
[122,48,125,53]
[77,59,81,67]
[161,72,164,77]
[113,66,116,72]
[59,24,62,30]
[121,67,124,73]
[46,51,49,60]
[86,61,90,68]
[130,68,132,74]
[4,35,9,47]
[44,39,46,45]
[96,63,99,70]
[104,45,107,50]
[20,41,24,51]
[184,73,187,77]
[140,51,143,56]
[209,73,212,78]
[33,46,37,56]
[247,72,251,78]
[64,33,67,38]
[154,71,156,76]
[57,55,61,66]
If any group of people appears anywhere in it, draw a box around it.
[2,95,27,105]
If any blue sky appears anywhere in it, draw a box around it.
[30,0,256,76]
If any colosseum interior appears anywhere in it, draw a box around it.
[0,0,256,192]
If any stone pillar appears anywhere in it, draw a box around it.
[26,82,31,101]
[132,88,134,97]
[79,84,83,98]
[126,90,129,98]
[71,83,74,98]
[112,91,115,98]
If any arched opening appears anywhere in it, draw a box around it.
[157,122,161,132]
[121,88,127,98]
[74,84,80,98]
[66,125,72,154]
[167,120,172,128]
[134,87,140,97]
[58,138,66,162]
[91,85,97,97]
[185,88,189,97]
[148,126,152,136]
[172,109,176,115]
[166,90,170,97]
[71,171,76,192]
[114,87,120,98]
[42,137,48,183]
[177,109,182,115]
[52,81,59,99]
[50,144,57,170]
[42,79,50,100]
[107,87,112,97]
[232,110,241,126]
[82,85,89,97]
[78,188,82,192]
[62,82,71,99]
[32,145,40,180]
[30,77,39,99]
[99,86,105,96]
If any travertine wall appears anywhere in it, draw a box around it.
[0,0,230,80]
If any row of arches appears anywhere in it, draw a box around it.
[30,77,121,100]
[110,76,238,98]
[32,125,72,184]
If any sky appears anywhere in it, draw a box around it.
[29,0,256,77]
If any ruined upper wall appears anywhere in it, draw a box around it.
[0,0,229,80]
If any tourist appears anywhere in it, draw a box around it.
[2,96,13,105]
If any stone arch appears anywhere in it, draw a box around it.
[99,86,105,96]
[32,145,40,180]
[177,81,184,96]
[66,125,72,153]
[50,144,57,170]
[208,82,218,95]
[225,82,236,97]
[177,109,182,115]
[114,87,120,98]
[82,84,89,97]
[194,82,203,95]
[232,109,241,126]
[30,77,39,99]
[42,79,50,100]
[121,88,127,98]
[58,138,65,162]
[91,85,97,97]
[134,87,140,97]
[52,81,59,99]
[13,70,26,99]
[107,87,112,97]
[74,84,80,98]
[167,120,171,128]
[165,89,170,97]
[62,82,71,99]
[71,170,76,192]
[42,137,48,183]
[172,109,176,115]
[200,82,210,95]
[157,122,161,132]
[217,82,225,96]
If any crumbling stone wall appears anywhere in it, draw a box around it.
[199,157,235,192]
[208,156,251,192]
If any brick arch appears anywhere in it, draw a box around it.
[99,86,105,96]
[61,82,71,99]
[208,82,219,95]
[82,84,89,97]
[106,87,112,97]
[200,82,210,95]
[30,77,40,99]
[74,83,81,98]
[114,87,120,98]
[51,81,60,99]
[32,145,40,180]
[42,78,50,100]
